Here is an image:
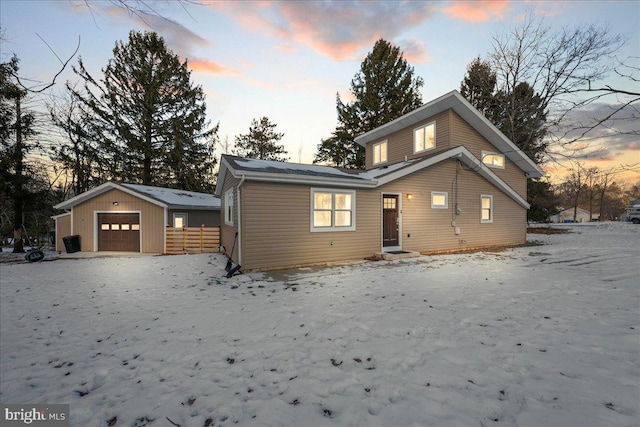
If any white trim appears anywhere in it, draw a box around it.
[381,193,402,252]
[54,182,167,210]
[93,210,142,252]
[431,191,448,209]
[481,151,505,169]
[224,188,234,226]
[412,121,436,154]
[310,188,356,232]
[372,140,388,165]
[354,90,543,178]
[218,147,531,210]
[172,212,188,227]
[480,195,493,223]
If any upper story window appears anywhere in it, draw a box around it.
[373,140,387,165]
[414,122,435,154]
[311,189,356,232]
[482,151,505,169]
[224,188,234,226]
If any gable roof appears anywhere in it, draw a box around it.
[354,90,544,179]
[54,182,220,211]
[216,148,530,209]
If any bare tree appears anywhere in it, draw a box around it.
[489,10,637,160]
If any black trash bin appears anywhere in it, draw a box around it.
[62,235,81,253]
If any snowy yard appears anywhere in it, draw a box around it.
[1,223,638,427]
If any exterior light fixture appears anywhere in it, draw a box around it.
[113,201,119,206]
[407,194,413,200]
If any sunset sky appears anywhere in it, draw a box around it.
[1,0,638,184]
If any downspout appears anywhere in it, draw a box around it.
[237,175,246,266]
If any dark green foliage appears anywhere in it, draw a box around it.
[69,31,218,192]
[315,39,424,169]
[461,60,547,164]
[234,116,288,161]
[460,58,498,118]
[0,55,39,252]
[527,178,559,222]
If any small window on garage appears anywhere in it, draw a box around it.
[173,213,188,228]
[121,224,130,230]
[132,224,140,231]
[101,224,110,230]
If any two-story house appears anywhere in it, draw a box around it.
[215,90,544,271]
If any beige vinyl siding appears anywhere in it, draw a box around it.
[240,182,380,271]
[378,161,526,253]
[365,111,451,169]
[220,174,241,261]
[364,109,528,199]
[55,213,71,252]
[71,188,165,253]
[239,165,527,270]
[449,111,527,198]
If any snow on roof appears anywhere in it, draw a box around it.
[231,157,367,180]
[122,184,220,209]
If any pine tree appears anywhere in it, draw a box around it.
[460,57,498,118]
[69,31,218,191]
[0,55,38,252]
[234,116,288,161]
[315,39,424,169]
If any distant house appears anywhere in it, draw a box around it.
[53,182,220,253]
[215,90,544,271]
[550,207,598,223]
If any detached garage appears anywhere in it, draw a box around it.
[53,182,220,254]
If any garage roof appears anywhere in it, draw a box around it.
[54,182,220,211]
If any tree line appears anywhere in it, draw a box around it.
[1,10,638,251]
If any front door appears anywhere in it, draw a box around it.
[383,195,399,248]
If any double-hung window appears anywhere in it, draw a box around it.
[481,195,493,223]
[373,141,387,165]
[224,188,234,226]
[414,122,435,154]
[311,189,356,232]
[482,151,505,169]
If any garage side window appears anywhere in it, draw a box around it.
[173,213,188,228]
[311,189,356,232]
[225,188,234,226]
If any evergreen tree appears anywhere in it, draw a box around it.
[234,116,287,161]
[315,39,424,169]
[460,57,498,118]
[69,31,218,191]
[0,55,38,252]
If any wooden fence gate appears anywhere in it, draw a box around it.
[166,226,220,254]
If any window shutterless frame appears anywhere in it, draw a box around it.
[413,121,436,154]
[480,194,493,223]
[310,188,356,232]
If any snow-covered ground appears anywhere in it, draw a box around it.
[1,223,638,427]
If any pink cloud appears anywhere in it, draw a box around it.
[277,44,298,54]
[209,1,437,61]
[443,1,511,22]
[189,59,241,76]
